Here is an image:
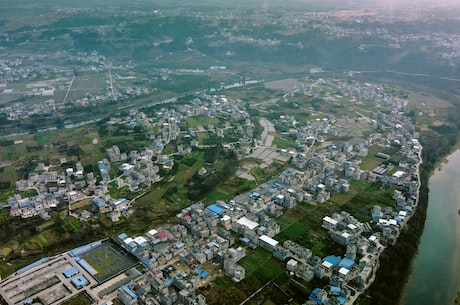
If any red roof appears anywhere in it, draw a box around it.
[156,231,167,238]
[183,215,191,221]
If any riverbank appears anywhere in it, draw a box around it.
[454,152,460,305]
[401,149,460,304]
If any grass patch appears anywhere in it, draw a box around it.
[61,292,93,305]
[34,130,52,146]
[213,275,234,289]
[63,216,82,232]
[19,189,38,198]
[330,191,355,205]
[197,132,210,145]
[272,136,295,149]
[186,115,219,128]
[240,247,286,287]
[109,185,129,199]
[36,220,55,232]
[23,230,56,250]
[276,214,296,231]
[361,158,384,171]
[202,190,231,204]
[283,222,309,240]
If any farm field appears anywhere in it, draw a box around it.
[79,240,138,283]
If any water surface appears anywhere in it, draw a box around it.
[402,149,460,305]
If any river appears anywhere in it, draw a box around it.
[402,149,460,305]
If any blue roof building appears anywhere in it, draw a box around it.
[323,255,341,268]
[339,257,355,269]
[63,266,79,278]
[16,257,49,274]
[330,286,341,295]
[19,201,34,209]
[309,288,329,305]
[121,284,138,299]
[165,278,174,287]
[207,204,225,216]
[71,275,89,288]
[98,163,108,175]
[76,257,97,275]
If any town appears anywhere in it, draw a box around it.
[0,75,423,305]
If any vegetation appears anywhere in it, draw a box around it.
[60,292,93,305]
[1,4,460,302]
[356,83,460,305]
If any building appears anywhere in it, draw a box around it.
[258,235,279,252]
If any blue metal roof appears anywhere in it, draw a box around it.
[63,266,79,278]
[339,257,355,269]
[69,245,91,257]
[309,288,327,305]
[165,278,174,287]
[121,284,138,299]
[16,257,49,274]
[323,255,341,267]
[76,257,97,275]
[207,204,224,216]
[71,275,88,288]
[330,286,341,294]
[19,201,34,209]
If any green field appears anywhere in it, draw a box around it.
[186,115,219,128]
[63,217,82,232]
[61,292,93,305]
[80,240,138,283]
[272,135,295,149]
[23,230,57,250]
[361,144,400,170]
[36,220,55,232]
[202,190,231,204]
[239,247,285,282]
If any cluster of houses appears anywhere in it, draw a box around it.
[5,91,257,221]
[85,146,419,305]
[1,73,425,305]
